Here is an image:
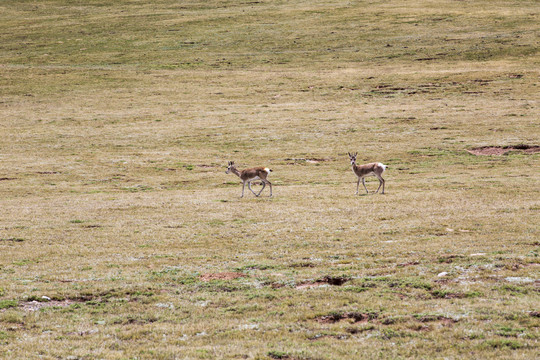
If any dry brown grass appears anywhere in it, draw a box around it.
[1,0,539,359]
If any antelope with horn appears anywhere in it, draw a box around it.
[348,152,387,194]
[226,161,273,198]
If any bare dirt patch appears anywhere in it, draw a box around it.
[199,272,248,282]
[467,145,539,156]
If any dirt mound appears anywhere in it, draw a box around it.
[199,272,247,282]
[296,276,349,289]
[468,145,539,156]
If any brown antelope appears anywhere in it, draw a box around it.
[226,161,273,198]
[348,152,387,194]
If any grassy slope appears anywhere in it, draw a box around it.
[0,0,539,359]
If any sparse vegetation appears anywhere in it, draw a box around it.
[0,0,538,359]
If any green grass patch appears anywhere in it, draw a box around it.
[0,300,18,309]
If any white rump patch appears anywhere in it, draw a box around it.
[264,167,271,173]
[378,163,387,171]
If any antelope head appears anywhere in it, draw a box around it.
[348,152,358,165]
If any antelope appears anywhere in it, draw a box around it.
[226,161,273,198]
[348,152,387,194]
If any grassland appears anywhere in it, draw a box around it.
[1,0,539,359]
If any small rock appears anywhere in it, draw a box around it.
[438,272,449,277]
[41,296,51,301]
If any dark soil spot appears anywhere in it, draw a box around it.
[431,290,466,299]
[529,311,540,318]
[317,311,378,324]
[1,238,25,242]
[296,276,349,289]
[345,326,374,334]
[123,317,157,325]
[467,145,539,156]
[289,262,315,268]
[200,272,248,282]
[68,294,99,302]
[320,276,349,286]
[416,314,458,324]
[267,351,309,360]
[268,356,292,360]
[438,255,464,263]
[434,278,453,284]
[0,177,16,181]
[397,261,419,267]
